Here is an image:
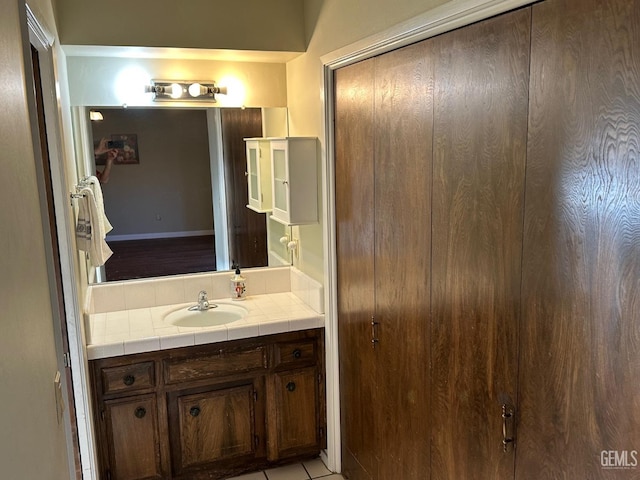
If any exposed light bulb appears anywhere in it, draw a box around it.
[188,83,207,97]
[170,83,183,99]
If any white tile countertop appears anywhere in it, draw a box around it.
[86,292,325,360]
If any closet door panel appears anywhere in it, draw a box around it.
[373,40,434,480]
[335,58,378,480]
[517,0,640,477]
[430,8,531,479]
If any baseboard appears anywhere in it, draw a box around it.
[106,230,214,242]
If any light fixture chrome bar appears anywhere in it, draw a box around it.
[145,80,227,102]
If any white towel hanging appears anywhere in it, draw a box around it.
[76,187,112,267]
[85,175,113,234]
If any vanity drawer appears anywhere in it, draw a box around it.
[274,339,317,369]
[100,361,155,395]
[164,345,268,384]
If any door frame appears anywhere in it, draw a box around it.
[207,109,231,271]
[26,4,98,478]
[320,0,536,472]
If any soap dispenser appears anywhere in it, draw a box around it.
[230,263,246,301]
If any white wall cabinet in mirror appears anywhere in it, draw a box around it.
[245,138,273,213]
[270,137,318,226]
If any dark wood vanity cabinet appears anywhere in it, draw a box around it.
[90,329,325,480]
[269,367,321,459]
[103,394,163,480]
[167,378,266,478]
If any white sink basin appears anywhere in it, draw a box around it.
[164,303,248,327]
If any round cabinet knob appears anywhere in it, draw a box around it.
[292,349,302,359]
[190,406,201,417]
[134,407,146,419]
[123,375,135,386]
[286,382,296,392]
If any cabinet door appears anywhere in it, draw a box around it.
[169,381,264,477]
[373,38,434,480]
[246,141,262,209]
[430,8,530,479]
[246,140,272,213]
[271,140,290,223]
[103,394,162,480]
[335,57,378,480]
[517,0,640,477]
[270,367,320,459]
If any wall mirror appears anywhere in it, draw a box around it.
[72,105,291,284]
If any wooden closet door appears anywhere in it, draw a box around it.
[373,40,434,480]
[430,8,531,479]
[335,58,378,480]
[517,0,640,477]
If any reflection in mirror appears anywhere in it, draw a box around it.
[73,106,291,283]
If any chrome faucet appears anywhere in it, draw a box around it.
[187,290,217,311]
[197,290,209,311]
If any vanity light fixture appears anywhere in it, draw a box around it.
[145,80,228,102]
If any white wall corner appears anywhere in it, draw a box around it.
[291,266,325,313]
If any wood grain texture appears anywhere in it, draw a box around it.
[91,330,323,479]
[373,39,434,480]
[273,368,320,455]
[105,395,162,480]
[430,8,531,480]
[163,346,267,384]
[220,108,267,269]
[334,57,378,480]
[101,361,155,395]
[517,0,640,478]
[176,385,255,469]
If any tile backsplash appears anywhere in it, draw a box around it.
[291,267,325,314]
[87,266,324,315]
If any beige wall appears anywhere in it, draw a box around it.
[91,108,214,237]
[59,0,454,285]
[66,56,288,108]
[0,1,71,478]
[54,0,306,52]
[285,0,450,283]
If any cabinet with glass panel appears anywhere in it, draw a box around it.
[269,137,318,226]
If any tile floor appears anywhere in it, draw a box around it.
[227,458,344,480]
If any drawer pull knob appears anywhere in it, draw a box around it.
[190,406,201,417]
[286,382,296,392]
[292,349,302,359]
[123,375,135,386]
[134,407,146,419]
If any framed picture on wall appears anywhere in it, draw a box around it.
[95,134,140,165]
[110,134,139,164]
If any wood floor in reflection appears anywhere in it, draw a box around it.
[104,235,216,282]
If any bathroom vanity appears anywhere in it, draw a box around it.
[90,328,325,480]
[84,268,326,480]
